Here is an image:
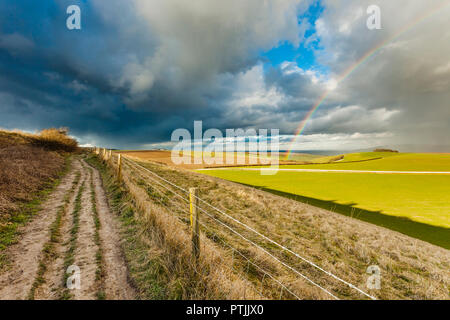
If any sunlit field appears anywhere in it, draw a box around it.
[279,152,450,171]
[118,150,316,169]
[199,152,450,248]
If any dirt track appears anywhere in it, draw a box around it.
[0,157,135,300]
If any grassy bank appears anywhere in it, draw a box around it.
[0,128,79,267]
[0,156,72,269]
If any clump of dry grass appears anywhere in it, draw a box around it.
[0,128,78,153]
[35,128,78,152]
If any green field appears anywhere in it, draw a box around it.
[281,152,450,171]
[199,152,450,249]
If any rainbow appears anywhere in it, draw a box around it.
[284,1,450,160]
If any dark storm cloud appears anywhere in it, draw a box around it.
[0,0,311,147]
[1,0,449,150]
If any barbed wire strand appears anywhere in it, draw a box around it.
[197,220,301,300]
[195,201,339,299]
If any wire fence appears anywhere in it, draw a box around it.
[121,157,300,299]
[100,150,376,300]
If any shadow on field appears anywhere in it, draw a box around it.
[239,183,450,250]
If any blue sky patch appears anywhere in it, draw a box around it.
[261,1,326,72]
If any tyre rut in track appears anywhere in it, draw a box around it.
[0,160,81,299]
[0,157,135,300]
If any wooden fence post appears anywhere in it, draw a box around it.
[117,154,122,182]
[109,150,112,161]
[190,187,200,261]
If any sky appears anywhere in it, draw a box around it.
[0,0,449,151]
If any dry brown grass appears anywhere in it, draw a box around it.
[116,158,261,299]
[0,145,64,216]
[119,155,450,300]
[0,128,78,152]
[0,129,76,218]
[35,128,78,152]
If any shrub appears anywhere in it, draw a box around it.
[373,148,399,153]
[35,128,78,152]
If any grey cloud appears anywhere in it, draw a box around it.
[306,0,450,144]
[0,0,308,148]
[0,0,449,150]
[92,0,307,105]
[0,33,34,55]
[306,105,400,134]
